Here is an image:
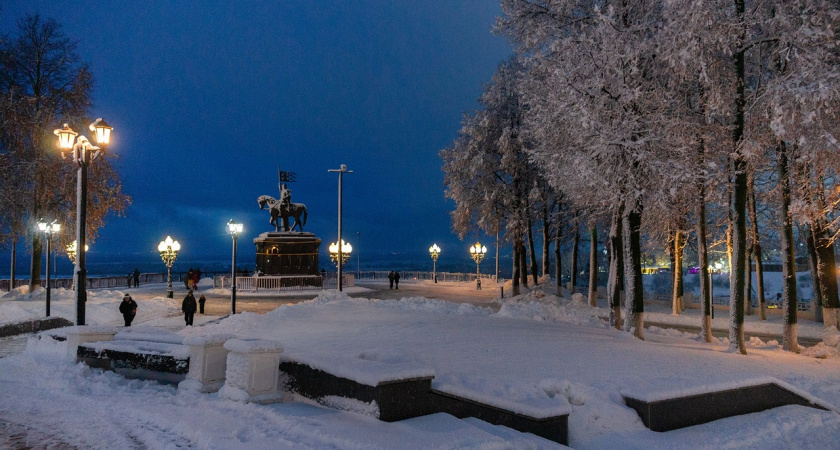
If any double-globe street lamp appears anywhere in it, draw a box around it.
[429,244,441,283]
[158,236,180,299]
[329,240,353,268]
[37,219,61,316]
[228,220,243,315]
[469,242,487,290]
[54,118,113,325]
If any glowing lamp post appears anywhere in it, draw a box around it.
[328,164,353,291]
[227,220,243,314]
[158,236,180,299]
[37,219,61,316]
[54,118,113,325]
[329,240,352,267]
[429,244,441,283]
[470,242,487,290]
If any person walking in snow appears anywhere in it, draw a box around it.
[193,269,200,290]
[119,294,137,326]
[198,294,206,314]
[182,290,197,326]
[133,268,141,287]
[394,271,400,290]
[388,271,394,289]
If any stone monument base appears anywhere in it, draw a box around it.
[254,232,321,276]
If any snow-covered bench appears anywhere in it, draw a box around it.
[279,353,570,445]
[0,317,73,339]
[428,384,570,445]
[622,377,835,432]
[75,327,190,384]
[279,352,435,422]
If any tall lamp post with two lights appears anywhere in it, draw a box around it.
[158,236,180,299]
[470,242,487,290]
[37,219,60,316]
[429,244,441,283]
[54,118,113,325]
[328,164,352,291]
[228,220,243,314]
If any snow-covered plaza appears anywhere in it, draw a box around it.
[1,281,839,449]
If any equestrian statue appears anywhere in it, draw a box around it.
[258,183,308,232]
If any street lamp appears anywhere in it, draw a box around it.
[158,236,180,299]
[37,219,61,316]
[328,164,353,291]
[54,118,113,325]
[227,220,243,314]
[329,240,353,267]
[429,244,441,283]
[65,240,88,290]
[470,242,487,290]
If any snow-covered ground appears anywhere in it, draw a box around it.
[2,282,840,448]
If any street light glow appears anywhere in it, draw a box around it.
[89,118,113,146]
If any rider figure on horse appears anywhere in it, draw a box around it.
[279,184,292,231]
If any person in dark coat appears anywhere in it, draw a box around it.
[119,294,137,326]
[394,271,400,290]
[388,271,395,289]
[133,268,140,287]
[193,269,201,290]
[182,290,197,326]
[198,294,206,314]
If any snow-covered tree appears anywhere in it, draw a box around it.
[0,14,130,288]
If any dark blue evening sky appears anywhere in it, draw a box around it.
[2,1,512,272]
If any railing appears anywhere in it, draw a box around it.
[214,274,355,292]
[1,273,169,292]
[355,270,495,284]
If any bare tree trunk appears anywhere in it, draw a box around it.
[778,141,799,353]
[29,231,42,290]
[727,0,748,355]
[589,225,598,307]
[519,241,526,288]
[672,221,684,315]
[9,240,17,292]
[697,185,712,342]
[694,104,712,341]
[623,198,644,340]
[748,174,766,320]
[745,245,753,316]
[814,222,840,328]
[571,216,579,293]
[812,175,840,328]
[527,215,539,285]
[805,225,823,323]
[555,215,563,297]
[542,202,551,277]
[512,238,521,297]
[608,204,624,329]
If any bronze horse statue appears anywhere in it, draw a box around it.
[258,195,308,232]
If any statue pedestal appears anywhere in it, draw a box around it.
[254,232,321,276]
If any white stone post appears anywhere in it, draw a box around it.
[219,338,284,404]
[64,325,117,359]
[178,334,237,393]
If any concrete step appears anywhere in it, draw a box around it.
[461,417,568,448]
